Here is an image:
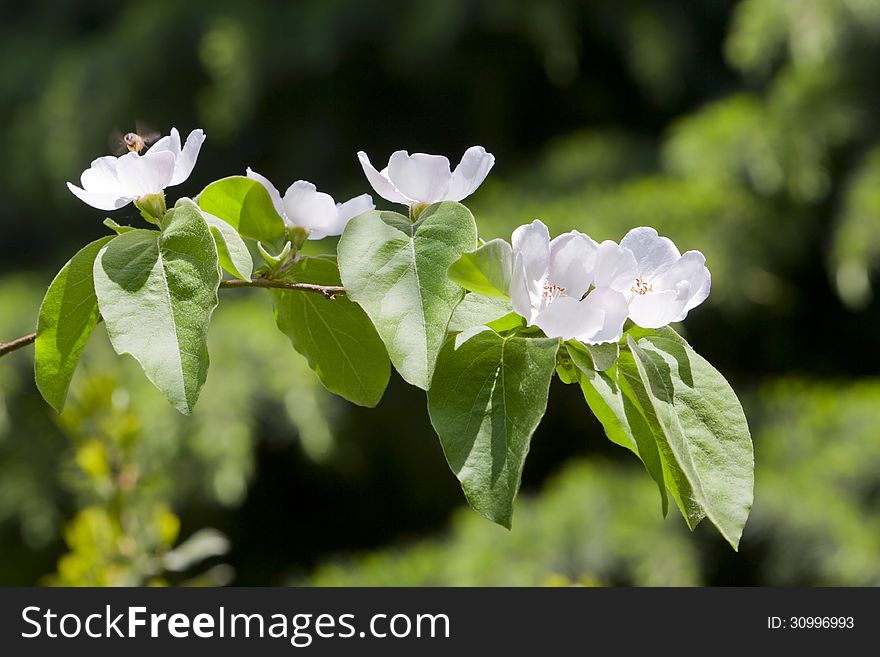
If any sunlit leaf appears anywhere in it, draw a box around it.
[338,202,477,389]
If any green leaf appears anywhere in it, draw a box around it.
[447,238,512,298]
[428,328,559,528]
[197,176,287,246]
[554,348,580,384]
[617,349,704,529]
[337,201,478,389]
[448,293,515,333]
[103,218,135,235]
[194,203,254,281]
[568,339,619,372]
[620,327,754,549]
[272,256,390,407]
[35,236,114,412]
[568,345,667,515]
[257,240,292,271]
[93,202,220,414]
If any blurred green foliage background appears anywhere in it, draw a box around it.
[2,0,880,586]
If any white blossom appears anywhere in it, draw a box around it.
[594,227,711,328]
[246,169,374,240]
[67,128,205,211]
[508,220,629,344]
[357,146,495,206]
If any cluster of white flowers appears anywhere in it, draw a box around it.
[507,220,710,343]
[68,129,495,240]
[68,128,708,338]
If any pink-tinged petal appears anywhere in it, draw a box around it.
[593,240,639,294]
[534,295,604,341]
[147,128,181,156]
[578,287,629,343]
[387,151,452,204]
[115,150,175,198]
[511,220,550,290]
[447,146,495,202]
[79,156,120,194]
[357,151,411,204]
[317,193,375,238]
[620,227,681,281]
[661,250,711,321]
[168,128,205,186]
[246,167,287,220]
[67,182,130,210]
[282,180,338,233]
[509,255,539,324]
[629,289,687,329]
[548,231,597,299]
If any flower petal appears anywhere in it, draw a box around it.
[547,231,597,299]
[316,193,374,238]
[509,254,538,324]
[357,151,411,204]
[620,226,681,281]
[115,150,175,198]
[628,289,687,329]
[282,180,338,234]
[147,127,181,157]
[592,240,639,294]
[66,182,131,211]
[79,156,121,194]
[577,287,629,343]
[168,128,205,186]
[511,219,550,287]
[446,146,495,202]
[534,295,604,341]
[246,167,287,220]
[387,151,452,204]
[659,250,712,322]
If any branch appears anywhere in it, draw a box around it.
[0,277,346,358]
[219,278,345,298]
[0,332,36,357]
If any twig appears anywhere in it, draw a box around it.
[0,278,346,358]
[0,332,36,357]
[219,278,345,299]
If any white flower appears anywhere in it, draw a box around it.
[508,220,629,344]
[246,169,374,240]
[357,146,495,206]
[67,128,205,211]
[594,227,711,328]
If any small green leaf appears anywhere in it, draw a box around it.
[338,202,478,389]
[103,218,135,235]
[448,293,515,333]
[554,349,579,384]
[35,236,114,412]
[568,344,667,515]
[621,327,754,549]
[568,340,619,372]
[428,328,559,528]
[93,202,220,414]
[447,238,513,298]
[257,240,292,271]
[272,256,390,407]
[192,201,253,281]
[486,313,524,332]
[197,176,287,246]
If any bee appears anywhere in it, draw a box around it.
[110,123,161,155]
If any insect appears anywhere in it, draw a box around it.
[109,124,161,155]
